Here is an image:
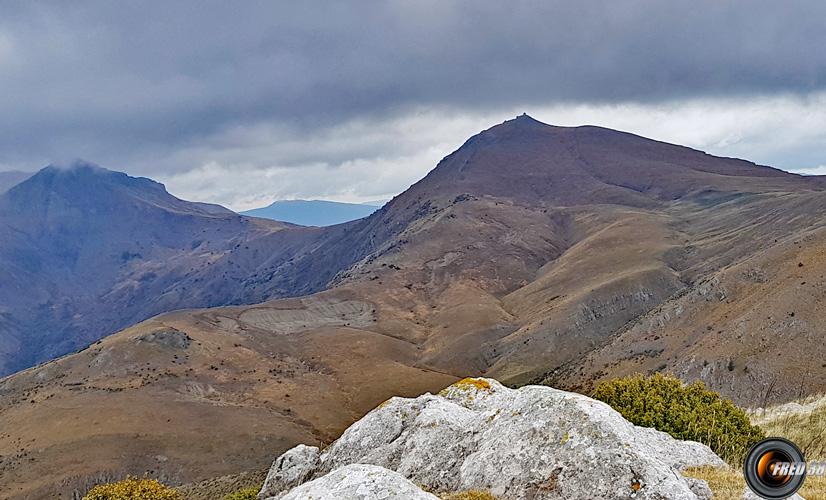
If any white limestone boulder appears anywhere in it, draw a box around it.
[277,464,438,500]
[259,444,319,496]
[260,378,725,499]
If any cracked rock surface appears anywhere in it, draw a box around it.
[276,464,438,500]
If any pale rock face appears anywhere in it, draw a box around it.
[683,477,714,500]
[258,444,320,499]
[276,464,438,500]
[260,378,725,499]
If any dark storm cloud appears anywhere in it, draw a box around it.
[1,1,825,189]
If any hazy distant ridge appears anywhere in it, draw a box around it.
[241,199,379,226]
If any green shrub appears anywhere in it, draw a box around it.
[592,373,764,464]
[225,487,259,500]
[83,477,181,500]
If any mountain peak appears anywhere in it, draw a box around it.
[36,160,157,186]
[43,159,110,174]
[23,160,167,194]
[0,161,191,218]
[412,114,809,209]
[469,113,561,145]
[513,112,544,124]
[496,113,552,131]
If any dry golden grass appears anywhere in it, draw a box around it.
[684,466,826,500]
[682,395,826,499]
[682,467,743,500]
[439,491,497,500]
[752,395,826,461]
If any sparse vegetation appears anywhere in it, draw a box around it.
[684,466,826,499]
[83,477,181,500]
[592,373,764,464]
[174,469,267,500]
[682,467,744,499]
[682,395,826,498]
[224,486,259,500]
[439,491,497,500]
[752,394,826,460]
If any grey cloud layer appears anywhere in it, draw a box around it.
[1,1,825,205]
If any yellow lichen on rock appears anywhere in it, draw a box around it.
[453,378,492,391]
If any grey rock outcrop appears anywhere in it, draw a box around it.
[684,477,714,500]
[260,378,725,499]
[278,464,438,500]
[259,444,320,496]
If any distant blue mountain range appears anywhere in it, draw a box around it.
[241,199,381,226]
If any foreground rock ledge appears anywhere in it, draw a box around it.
[259,378,725,499]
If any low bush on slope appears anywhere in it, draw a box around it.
[224,487,259,500]
[592,373,764,464]
[83,477,181,500]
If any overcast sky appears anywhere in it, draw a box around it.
[3,1,826,210]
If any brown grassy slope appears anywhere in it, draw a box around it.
[0,292,457,499]
[551,191,826,404]
[176,470,266,500]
